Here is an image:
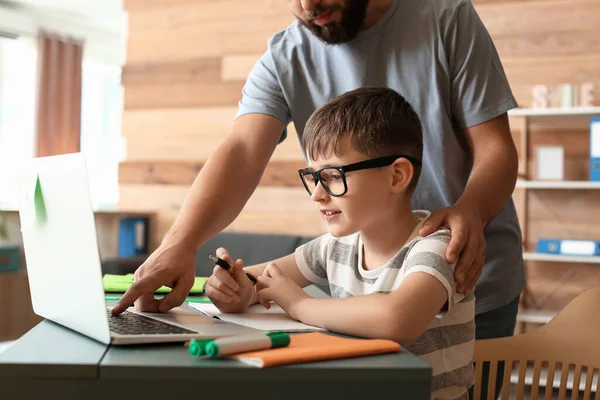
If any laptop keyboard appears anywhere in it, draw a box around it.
[107,309,197,335]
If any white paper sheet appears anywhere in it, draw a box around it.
[189,303,325,333]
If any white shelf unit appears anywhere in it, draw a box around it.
[516,309,557,324]
[516,180,600,189]
[514,107,600,327]
[508,106,600,118]
[518,251,600,327]
[523,252,600,264]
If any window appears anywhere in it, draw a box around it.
[0,36,36,207]
[0,36,123,209]
[81,59,124,208]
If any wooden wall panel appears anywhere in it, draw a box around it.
[123,127,301,162]
[122,107,299,140]
[122,106,301,162]
[127,0,291,32]
[0,273,43,341]
[121,58,222,85]
[493,32,600,59]
[122,107,239,138]
[477,1,600,36]
[126,1,293,64]
[121,0,600,323]
[124,81,245,109]
[119,160,304,186]
[119,185,315,213]
[222,55,261,82]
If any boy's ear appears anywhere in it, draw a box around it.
[390,158,414,193]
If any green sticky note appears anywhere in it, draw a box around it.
[103,273,207,294]
[34,175,47,224]
[104,295,211,304]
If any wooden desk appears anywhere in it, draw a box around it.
[0,316,432,400]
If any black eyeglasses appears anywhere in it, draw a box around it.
[298,155,422,197]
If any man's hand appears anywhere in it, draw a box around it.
[256,263,310,320]
[204,247,255,313]
[110,242,196,315]
[418,204,486,294]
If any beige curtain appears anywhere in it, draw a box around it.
[35,31,84,157]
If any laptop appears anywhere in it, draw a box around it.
[18,152,258,345]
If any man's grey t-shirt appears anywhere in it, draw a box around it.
[235,0,525,314]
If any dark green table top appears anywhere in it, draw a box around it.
[0,301,432,386]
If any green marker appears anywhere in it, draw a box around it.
[204,332,290,358]
[188,338,215,357]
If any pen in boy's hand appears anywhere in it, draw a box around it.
[208,255,257,285]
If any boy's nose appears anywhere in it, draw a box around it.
[310,182,329,202]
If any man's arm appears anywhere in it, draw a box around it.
[112,113,286,314]
[450,113,518,290]
[419,113,518,292]
[419,1,520,294]
[458,113,518,227]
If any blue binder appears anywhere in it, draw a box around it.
[537,239,600,256]
[591,117,600,181]
[118,217,148,257]
[0,245,20,273]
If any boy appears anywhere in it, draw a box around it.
[205,87,475,400]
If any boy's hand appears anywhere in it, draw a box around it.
[256,263,309,320]
[418,204,486,294]
[204,247,255,313]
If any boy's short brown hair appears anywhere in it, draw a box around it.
[302,87,423,191]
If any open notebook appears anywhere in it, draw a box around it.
[189,302,325,333]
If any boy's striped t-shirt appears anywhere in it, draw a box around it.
[295,210,475,400]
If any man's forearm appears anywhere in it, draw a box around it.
[458,116,519,226]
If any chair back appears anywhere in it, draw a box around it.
[473,287,600,399]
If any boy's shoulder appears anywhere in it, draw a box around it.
[300,232,361,259]
[412,210,452,245]
[408,227,452,254]
[420,227,452,242]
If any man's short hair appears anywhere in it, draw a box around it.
[302,87,423,191]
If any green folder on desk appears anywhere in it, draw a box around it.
[103,273,207,294]
[104,295,212,304]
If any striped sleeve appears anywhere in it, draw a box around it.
[295,234,331,285]
[404,228,464,316]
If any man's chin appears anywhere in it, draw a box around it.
[300,21,352,44]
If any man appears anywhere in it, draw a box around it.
[114,0,524,389]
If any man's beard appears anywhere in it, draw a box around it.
[298,0,369,44]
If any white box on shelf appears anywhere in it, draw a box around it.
[536,146,564,180]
